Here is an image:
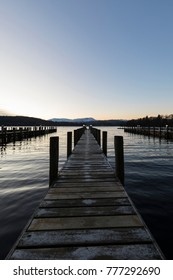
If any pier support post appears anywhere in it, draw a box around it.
[74,130,78,147]
[13,127,16,142]
[67,131,72,158]
[102,131,107,156]
[97,129,101,146]
[159,127,162,138]
[114,136,124,186]
[49,136,59,186]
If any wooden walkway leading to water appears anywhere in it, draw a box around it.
[8,129,163,259]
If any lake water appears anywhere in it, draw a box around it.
[0,126,173,259]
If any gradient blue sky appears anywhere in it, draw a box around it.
[0,0,173,120]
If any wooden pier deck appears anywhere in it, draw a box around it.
[8,129,163,259]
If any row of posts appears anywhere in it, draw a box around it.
[0,126,57,145]
[124,126,172,139]
[49,127,86,186]
[89,126,124,185]
[49,127,124,187]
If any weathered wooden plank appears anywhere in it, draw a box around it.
[28,215,143,231]
[35,205,135,217]
[17,228,152,248]
[52,182,124,192]
[62,166,111,169]
[45,191,126,200]
[48,186,123,193]
[40,198,131,208]
[53,179,121,185]
[56,178,117,183]
[60,169,115,175]
[10,244,162,260]
[59,175,116,180]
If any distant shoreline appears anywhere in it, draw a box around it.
[0,116,127,127]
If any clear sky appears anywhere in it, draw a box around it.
[0,0,173,120]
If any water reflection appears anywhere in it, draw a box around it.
[0,127,78,259]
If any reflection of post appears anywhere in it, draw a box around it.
[114,136,124,186]
[166,125,169,139]
[102,131,107,156]
[49,136,59,186]
[67,131,72,158]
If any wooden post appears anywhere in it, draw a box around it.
[49,136,59,186]
[148,126,150,136]
[19,127,23,140]
[97,129,101,145]
[159,126,162,138]
[102,131,107,156]
[114,136,124,186]
[3,127,7,144]
[74,130,78,147]
[67,131,72,158]
[13,127,16,142]
[34,126,37,137]
[153,127,155,137]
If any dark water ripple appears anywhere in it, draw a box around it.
[107,128,173,260]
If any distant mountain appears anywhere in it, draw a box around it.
[0,116,55,126]
[49,117,127,126]
[49,117,96,123]
[0,115,127,127]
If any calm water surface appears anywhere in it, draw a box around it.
[0,127,173,259]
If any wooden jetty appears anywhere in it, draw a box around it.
[7,128,163,259]
[124,126,173,139]
[0,126,57,145]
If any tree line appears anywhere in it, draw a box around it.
[127,114,173,127]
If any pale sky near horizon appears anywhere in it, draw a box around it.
[0,0,173,120]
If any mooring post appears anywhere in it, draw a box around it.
[3,127,7,144]
[13,127,16,142]
[166,125,169,139]
[67,131,72,158]
[74,130,78,147]
[97,129,101,146]
[159,126,162,138]
[19,127,23,140]
[114,136,124,186]
[102,131,107,156]
[153,126,155,137]
[49,136,59,186]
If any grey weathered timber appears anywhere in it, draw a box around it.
[102,131,107,156]
[49,136,59,186]
[114,136,124,186]
[67,131,72,158]
[7,129,164,260]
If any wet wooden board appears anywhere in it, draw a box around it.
[40,198,131,208]
[29,215,142,231]
[48,186,123,193]
[45,191,126,200]
[35,205,135,217]
[7,129,164,260]
[10,244,161,260]
[16,228,152,248]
